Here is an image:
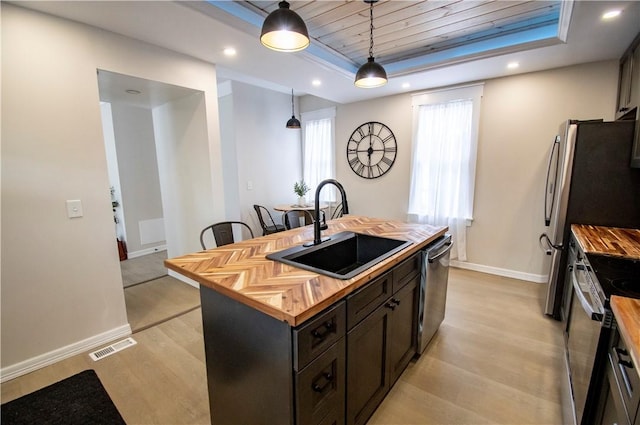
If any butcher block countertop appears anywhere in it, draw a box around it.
[165,215,447,326]
[571,224,640,259]
[611,296,640,377]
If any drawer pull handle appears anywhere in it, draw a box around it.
[385,302,396,310]
[312,373,333,393]
[615,347,634,369]
[391,298,400,305]
[311,322,335,340]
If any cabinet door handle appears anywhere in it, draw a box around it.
[311,321,335,341]
[614,346,635,398]
[385,302,396,310]
[312,372,334,393]
[391,298,400,305]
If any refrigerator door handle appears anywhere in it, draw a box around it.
[544,135,561,226]
[539,233,562,255]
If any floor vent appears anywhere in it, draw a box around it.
[89,337,137,361]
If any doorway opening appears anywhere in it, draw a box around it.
[97,69,202,332]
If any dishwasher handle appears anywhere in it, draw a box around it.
[428,241,453,263]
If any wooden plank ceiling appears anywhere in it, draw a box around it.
[243,0,560,66]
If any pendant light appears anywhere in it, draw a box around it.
[260,1,310,53]
[286,89,301,129]
[354,0,387,88]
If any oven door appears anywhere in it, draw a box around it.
[564,260,605,425]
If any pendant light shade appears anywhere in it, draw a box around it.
[355,0,387,88]
[286,89,301,129]
[261,1,310,53]
[355,57,388,88]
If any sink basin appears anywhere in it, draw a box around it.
[266,231,412,279]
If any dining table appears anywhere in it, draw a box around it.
[274,203,330,228]
[273,203,329,212]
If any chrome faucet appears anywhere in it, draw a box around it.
[312,179,349,245]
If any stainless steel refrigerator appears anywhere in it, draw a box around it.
[539,119,640,319]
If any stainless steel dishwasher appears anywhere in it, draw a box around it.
[417,234,453,354]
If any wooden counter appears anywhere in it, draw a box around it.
[572,224,640,259]
[165,215,447,326]
[611,296,640,378]
[573,224,640,379]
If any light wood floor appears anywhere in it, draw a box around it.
[1,268,564,425]
[368,268,564,424]
[121,251,168,288]
[124,276,201,333]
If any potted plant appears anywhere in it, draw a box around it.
[293,180,310,206]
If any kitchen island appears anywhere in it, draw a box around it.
[165,215,447,425]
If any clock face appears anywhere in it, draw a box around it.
[347,121,397,179]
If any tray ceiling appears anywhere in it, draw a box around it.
[223,0,564,75]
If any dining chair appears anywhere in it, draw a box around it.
[331,203,344,219]
[253,204,286,236]
[282,209,315,230]
[200,221,254,249]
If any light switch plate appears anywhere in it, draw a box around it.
[66,199,83,218]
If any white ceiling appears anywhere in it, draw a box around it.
[13,1,640,105]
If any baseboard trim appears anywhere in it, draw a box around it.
[450,260,547,283]
[168,269,200,289]
[0,324,132,383]
[127,245,167,259]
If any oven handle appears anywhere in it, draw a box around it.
[571,264,603,322]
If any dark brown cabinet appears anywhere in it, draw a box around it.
[388,277,420,384]
[616,32,640,120]
[200,251,421,425]
[346,300,391,425]
[345,254,421,425]
[597,322,640,425]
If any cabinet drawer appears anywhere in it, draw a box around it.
[296,339,346,425]
[610,329,640,423]
[346,271,392,330]
[294,301,346,371]
[392,252,421,293]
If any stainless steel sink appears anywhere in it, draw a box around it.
[266,231,412,279]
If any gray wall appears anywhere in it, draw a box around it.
[111,103,165,254]
[1,3,224,378]
[300,60,618,282]
[219,81,303,236]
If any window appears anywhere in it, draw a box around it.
[301,107,336,203]
[407,84,483,261]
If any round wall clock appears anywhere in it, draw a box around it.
[347,121,397,179]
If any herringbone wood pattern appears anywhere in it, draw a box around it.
[166,215,446,325]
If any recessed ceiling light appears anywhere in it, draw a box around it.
[125,89,141,95]
[507,62,519,70]
[602,10,621,20]
[312,79,321,86]
[223,47,237,56]
[402,83,411,89]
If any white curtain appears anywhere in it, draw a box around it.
[407,99,474,261]
[303,117,335,203]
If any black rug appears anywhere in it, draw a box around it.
[1,369,126,425]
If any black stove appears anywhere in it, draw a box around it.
[586,254,640,300]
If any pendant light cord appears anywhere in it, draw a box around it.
[368,2,374,58]
[291,89,295,115]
